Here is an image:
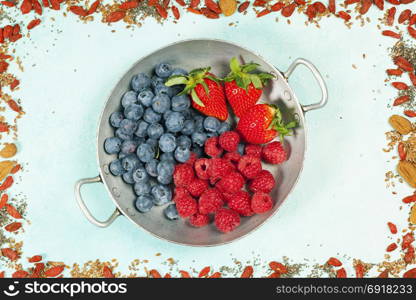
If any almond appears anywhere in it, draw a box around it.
[219,0,236,16]
[0,160,16,182]
[389,115,412,135]
[0,143,17,158]
[410,203,416,225]
[398,161,416,188]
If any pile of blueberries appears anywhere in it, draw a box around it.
[104,63,231,220]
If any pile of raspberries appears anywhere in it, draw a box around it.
[172,130,287,233]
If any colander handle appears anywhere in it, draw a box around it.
[284,58,328,113]
[75,175,121,228]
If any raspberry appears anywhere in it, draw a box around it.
[248,170,275,193]
[194,158,211,180]
[173,187,189,200]
[209,158,235,184]
[251,192,273,214]
[228,191,254,216]
[238,155,262,179]
[189,213,210,227]
[186,152,198,165]
[214,208,240,233]
[175,195,198,218]
[204,136,223,158]
[173,163,194,187]
[199,188,224,214]
[262,141,287,164]
[219,131,240,152]
[216,171,245,194]
[222,191,236,203]
[223,152,241,167]
[245,144,262,158]
[187,178,209,197]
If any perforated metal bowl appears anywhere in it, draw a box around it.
[75,39,328,246]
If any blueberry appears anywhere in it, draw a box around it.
[181,110,192,120]
[174,146,191,163]
[121,91,138,108]
[171,95,190,112]
[147,123,164,139]
[135,195,154,213]
[146,139,158,152]
[124,104,144,121]
[151,76,165,88]
[132,167,149,183]
[171,68,188,76]
[207,132,218,138]
[137,89,154,107]
[194,115,204,132]
[121,154,142,171]
[155,63,173,78]
[118,152,127,160]
[109,159,125,176]
[181,120,195,136]
[154,83,174,97]
[217,122,231,134]
[115,128,132,141]
[165,111,185,133]
[104,137,121,154]
[163,110,173,120]
[203,117,220,132]
[237,143,245,155]
[119,119,138,135]
[110,111,124,128]
[160,152,174,162]
[143,108,161,123]
[191,132,207,147]
[131,73,151,92]
[164,204,179,220]
[136,143,155,163]
[151,184,172,206]
[121,140,138,154]
[135,120,149,138]
[134,181,151,196]
[176,135,192,149]
[157,160,175,177]
[151,94,171,114]
[159,133,176,153]
[192,145,203,157]
[157,174,172,184]
[145,159,158,177]
[122,170,135,184]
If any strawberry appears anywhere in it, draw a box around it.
[223,57,274,118]
[165,68,228,121]
[236,104,296,144]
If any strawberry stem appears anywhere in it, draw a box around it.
[269,105,297,141]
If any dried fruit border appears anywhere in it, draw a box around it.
[0,0,416,278]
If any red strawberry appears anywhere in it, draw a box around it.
[224,57,274,118]
[236,104,296,144]
[165,68,228,121]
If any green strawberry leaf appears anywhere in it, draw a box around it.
[258,73,275,83]
[250,75,263,89]
[229,57,241,74]
[201,81,210,96]
[191,89,205,107]
[241,63,259,73]
[165,75,188,86]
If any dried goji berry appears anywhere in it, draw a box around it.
[395,56,414,72]
[171,5,180,18]
[404,246,415,264]
[190,0,200,8]
[9,33,22,43]
[386,7,396,26]
[404,110,416,118]
[400,0,415,3]
[281,3,296,17]
[387,68,403,76]
[393,95,410,106]
[313,1,326,13]
[386,0,400,4]
[70,6,88,16]
[87,0,100,14]
[0,29,4,44]
[268,272,281,278]
[402,232,415,250]
[241,266,253,278]
[392,82,409,90]
[257,9,270,17]
[327,257,342,267]
[205,0,221,14]
[373,0,384,9]
[398,143,406,160]
[20,0,32,14]
[44,266,64,277]
[0,122,9,132]
[42,0,49,7]
[163,0,170,8]
[269,261,288,273]
[344,0,359,4]
[0,271,4,278]
[306,5,317,20]
[294,0,306,4]
[33,0,42,14]
[103,266,114,278]
[1,248,19,261]
[328,0,335,13]
[378,270,389,278]
[0,176,13,191]
[410,14,416,26]
[201,7,219,18]
[198,266,210,277]
[10,79,19,90]
[155,4,168,18]
[386,242,398,252]
[179,270,191,278]
[338,11,351,21]
[187,7,201,14]
[106,10,126,22]
[175,0,185,6]
[28,255,42,263]
[5,222,21,232]
[253,0,266,6]
[403,268,416,278]
[355,263,364,278]
[382,30,401,39]
[27,19,41,30]
[359,0,371,15]
[238,1,249,12]
[336,268,347,278]
[119,0,139,10]
[398,9,411,24]
[30,262,45,278]
[209,272,221,278]
[0,194,8,209]
[409,26,416,40]
[1,1,15,7]
[5,204,22,219]
[12,270,29,278]
[49,0,60,10]
[3,25,12,40]
[7,99,20,113]
[164,273,171,278]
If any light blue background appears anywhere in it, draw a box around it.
[7,8,410,276]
